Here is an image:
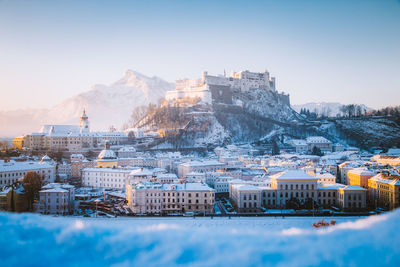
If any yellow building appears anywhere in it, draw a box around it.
[97,140,118,168]
[371,155,400,166]
[12,136,24,150]
[347,168,376,189]
[378,177,400,210]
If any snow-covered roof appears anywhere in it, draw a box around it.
[156,173,178,179]
[39,125,80,135]
[40,188,68,193]
[162,183,214,191]
[180,160,226,167]
[306,136,332,144]
[130,168,154,176]
[118,146,136,152]
[232,184,262,191]
[339,185,367,191]
[0,161,54,172]
[289,139,307,146]
[347,168,376,176]
[98,149,117,160]
[317,183,345,190]
[315,172,336,179]
[83,167,138,173]
[270,170,318,180]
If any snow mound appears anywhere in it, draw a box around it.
[1,211,399,266]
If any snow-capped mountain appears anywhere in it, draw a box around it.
[292,102,373,117]
[0,70,174,137]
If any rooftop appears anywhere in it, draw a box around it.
[270,170,318,180]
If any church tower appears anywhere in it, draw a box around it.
[80,108,90,133]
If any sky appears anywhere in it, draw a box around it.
[0,0,399,110]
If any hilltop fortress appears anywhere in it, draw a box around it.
[166,70,290,106]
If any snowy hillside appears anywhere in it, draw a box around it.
[0,70,173,137]
[1,211,399,266]
[293,102,373,117]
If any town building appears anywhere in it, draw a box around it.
[306,136,333,153]
[126,182,215,215]
[70,154,96,180]
[337,185,367,211]
[230,184,262,213]
[347,168,376,189]
[0,158,56,187]
[117,146,136,158]
[371,155,400,166]
[288,139,308,154]
[37,183,75,215]
[177,160,226,178]
[17,109,128,152]
[0,185,30,212]
[269,170,319,208]
[316,172,337,183]
[82,167,137,189]
[369,171,400,210]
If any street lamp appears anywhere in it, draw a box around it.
[94,198,100,218]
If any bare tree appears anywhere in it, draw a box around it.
[23,171,43,209]
[130,105,149,126]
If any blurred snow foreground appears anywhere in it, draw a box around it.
[0,212,399,266]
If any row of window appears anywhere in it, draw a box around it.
[280,184,315,190]
[144,198,209,204]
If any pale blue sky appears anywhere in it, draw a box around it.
[0,0,399,110]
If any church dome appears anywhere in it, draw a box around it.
[97,149,117,160]
[97,140,117,160]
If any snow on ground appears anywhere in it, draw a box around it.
[1,212,399,266]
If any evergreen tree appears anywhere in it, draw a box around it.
[272,141,280,155]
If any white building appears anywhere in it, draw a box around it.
[38,183,75,215]
[117,146,136,158]
[316,172,336,183]
[126,182,215,214]
[269,170,319,207]
[82,167,138,189]
[0,159,56,187]
[178,160,226,178]
[21,109,128,152]
[288,139,308,154]
[338,185,367,210]
[57,162,71,178]
[156,173,179,184]
[231,184,262,212]
[306,136,333,153]
[205,173,234,194]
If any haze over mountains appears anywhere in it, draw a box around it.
[0,70,174,137]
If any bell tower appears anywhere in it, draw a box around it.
[80,108,90,133]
